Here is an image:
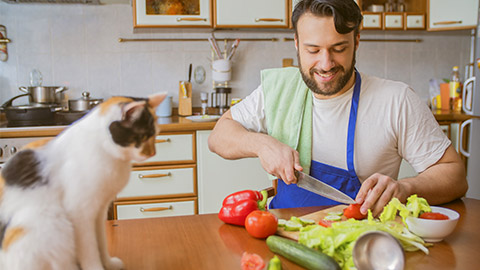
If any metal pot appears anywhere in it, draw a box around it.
[1,93,61,126]
[68,92,103,112]
[19,86,67,104]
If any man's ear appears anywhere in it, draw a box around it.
[294,34,299,51]
[354,33,360,51]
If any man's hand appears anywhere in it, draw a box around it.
[355,173,409,216]
[256,135,303,184]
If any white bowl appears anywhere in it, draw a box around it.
[405,206,459,242]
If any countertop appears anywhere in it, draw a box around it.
[106,198,479,270]
[0,115,218,138]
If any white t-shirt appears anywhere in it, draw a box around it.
[231,73,450,182]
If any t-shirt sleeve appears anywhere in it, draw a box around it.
[397,87,451,173]
[230,85,268,133]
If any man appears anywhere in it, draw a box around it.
[208,0,467,216]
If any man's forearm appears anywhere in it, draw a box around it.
[208,111,266,160]
[399,145,468,205]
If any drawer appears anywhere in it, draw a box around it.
[405,13,425,29]
[384,13,403,29]
[362,13,382,29]
[135,133,194,165]
[115,199,196,220]
[117,165,196,199]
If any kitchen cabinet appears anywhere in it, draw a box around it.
[427,0,479,31]
[196,130,271,214]
[133,0,212,28]
[214,0,289,28]
[113,131,199,220]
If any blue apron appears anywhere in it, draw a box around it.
[270,71,362,209]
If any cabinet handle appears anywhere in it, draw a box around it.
[138,172,171,179]
[176,17,207,22]
[155,138,170,143]
[140,205,173,212]
[255,18,284,22]
[433,20,462,26]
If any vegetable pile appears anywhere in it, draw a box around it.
[218,190,268,226]
[295,195,434,269]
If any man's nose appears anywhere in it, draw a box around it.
[315,51,336,72]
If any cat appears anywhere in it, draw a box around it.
[0,92,167,270]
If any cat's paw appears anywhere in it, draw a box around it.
[105,257,124,270]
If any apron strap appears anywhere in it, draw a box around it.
[346,70,361,177]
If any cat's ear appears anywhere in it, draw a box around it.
[148,92,167,108]
[122,101,146,124]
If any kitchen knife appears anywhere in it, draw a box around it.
[295,171,356,204]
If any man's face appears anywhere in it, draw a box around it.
[295,13,359,99]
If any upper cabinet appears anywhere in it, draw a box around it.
[358,0,478,31]
[427,0,479,31]
[133,0,212,28]
[214,0,289,28]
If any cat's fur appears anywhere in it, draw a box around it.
[0,92,166,270]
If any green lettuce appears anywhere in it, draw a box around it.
[297,195,432,270]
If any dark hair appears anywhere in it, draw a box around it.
[292,0,363,36]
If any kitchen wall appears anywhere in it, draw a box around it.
[0,3,473,108]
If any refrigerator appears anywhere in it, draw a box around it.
[459,9,480,199]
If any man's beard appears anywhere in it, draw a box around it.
[298,52,356,96]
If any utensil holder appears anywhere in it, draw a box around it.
[178,81,192,116]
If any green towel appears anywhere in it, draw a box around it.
[261,67,313,180]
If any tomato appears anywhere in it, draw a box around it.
[241,252,265,270]
[318,219,335,227]
[419,212,449,220]
[343,204,367,220]
[245,210,278,239]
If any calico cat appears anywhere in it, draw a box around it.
[0,92,167,270]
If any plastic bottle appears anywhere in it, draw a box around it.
[449,66,462,112]
[200,92,208,115]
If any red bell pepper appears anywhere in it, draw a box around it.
[218,189,268,226]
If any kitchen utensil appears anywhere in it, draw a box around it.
[54,110,88,125]
[1,93,61,127]
[68,92,103,112]
[19,86,67,104]
[188,63,192,83]
[227,39,240,60]
[353,231,405,270]
[30,69,43,86]
[212,59,232,82]
[156,95,172,117]
[208,36,222,59]
[178,81,192,116]
[213,87,231,115]
[186,115,220,122]
[295,171,356,204]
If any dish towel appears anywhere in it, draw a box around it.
[261,67,313,180]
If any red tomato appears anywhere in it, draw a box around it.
[245,210,278,239]
[241,252,265,270]
[419,212,449,220]
[318,219,335,227]
[343,204,367,220]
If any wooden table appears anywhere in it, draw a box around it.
[106,198,480,270]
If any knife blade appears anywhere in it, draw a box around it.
[295,171,356,204]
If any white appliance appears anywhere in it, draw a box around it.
[460,10,480,199]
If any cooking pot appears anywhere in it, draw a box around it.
[68,92,103,112]
[1,93,61,126]
[19,86,67,104]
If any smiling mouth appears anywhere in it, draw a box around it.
[314,70,337,82]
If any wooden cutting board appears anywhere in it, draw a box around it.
[276,205,348,241]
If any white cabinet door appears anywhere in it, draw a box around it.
[215,0,289,27]
[428,0,479,30]
[196,130,271,214]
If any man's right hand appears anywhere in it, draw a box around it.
[256,135,303,184]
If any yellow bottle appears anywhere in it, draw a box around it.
[449,66,462,112]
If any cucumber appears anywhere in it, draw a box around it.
[266,235,340,270]
[284,220,303,231]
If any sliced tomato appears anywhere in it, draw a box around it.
[318,219,336,227]
[419,212,449,220]
[241,252,265,270]
[343,204,367,220]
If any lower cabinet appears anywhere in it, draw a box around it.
[114,198,197,220]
